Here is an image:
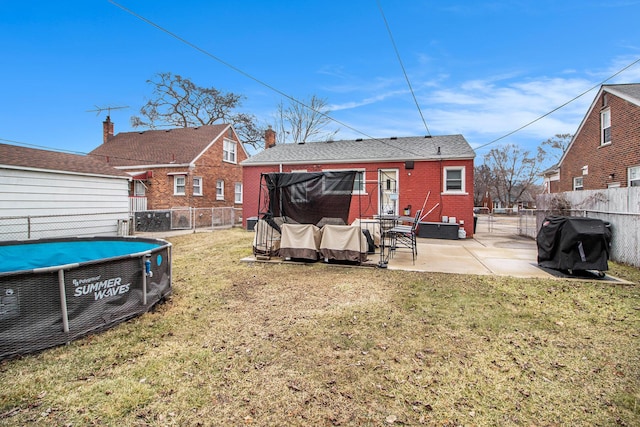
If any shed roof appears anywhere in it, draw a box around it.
[89,124,232,167]
[242,134,474,166]
[0,143,130,178]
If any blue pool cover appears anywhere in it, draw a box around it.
[0,240,162,274]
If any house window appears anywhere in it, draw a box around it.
[223,139,237,163]
[235,182,243,203]
[216,179,225,200]
[353,171,365,194]
[193,177,203,196]
[134,181,146,196]
[573,176,584,191]
[629,166,640,187]
[174,175,186,195]
[322,170,364,195]
[601,109,611,145]
[323,169,366,194]
[444,167,465,193]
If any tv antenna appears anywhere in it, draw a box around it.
[86,105,129,116]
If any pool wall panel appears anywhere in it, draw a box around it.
[0,240,171,360]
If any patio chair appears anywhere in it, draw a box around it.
[387,210,421,263]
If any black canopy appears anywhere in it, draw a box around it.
[262,171,357,226]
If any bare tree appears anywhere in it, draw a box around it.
[540,133,572,163]
[483,144,545,207]
[273,95,339,145]
[131,72,263,148]
[473,164,495,206]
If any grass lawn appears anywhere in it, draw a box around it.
[1,228,639,426]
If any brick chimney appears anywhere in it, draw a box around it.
[265,125,276,149]
[103,116,114,144]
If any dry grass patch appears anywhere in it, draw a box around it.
[1,228,639,426]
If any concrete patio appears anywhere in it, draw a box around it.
[146,215,621,281]
[383,228,548,277]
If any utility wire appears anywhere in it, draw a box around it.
[107,0,429,158]
[3,2,427,162]
[109,2,378,143]
[474,56,640,151]
[4,2,639,163]
[377,0,431,136]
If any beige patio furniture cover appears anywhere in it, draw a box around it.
[320,224,368,263]
[279,223,322,260]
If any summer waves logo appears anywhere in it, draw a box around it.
[73,275,131,300]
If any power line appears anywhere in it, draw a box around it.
[107,0,430,159]
[474,57,640,151]
[2,1,427,163]
[5,2,638,165]
[107,3,368,141]
[377,0,431,136]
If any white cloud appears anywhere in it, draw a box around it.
[436,76,596,127]
[329,89,409,111]
[306,54,640,160]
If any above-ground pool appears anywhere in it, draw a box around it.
[0,236,172,360]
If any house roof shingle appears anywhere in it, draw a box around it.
[242,134,474,166]
[89,124,230,167]
[604,83,640,105]
[0,143,130,178]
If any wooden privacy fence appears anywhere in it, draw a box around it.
[524,187,640,268]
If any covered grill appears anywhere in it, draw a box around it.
[537,216,612,276]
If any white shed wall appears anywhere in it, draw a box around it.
[0,168,130,240]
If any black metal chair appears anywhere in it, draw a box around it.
[387,210,421,263]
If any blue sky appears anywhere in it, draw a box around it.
[2,1,640,167]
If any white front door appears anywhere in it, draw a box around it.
[379,169,399,215]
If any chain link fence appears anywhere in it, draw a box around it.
[1,207,243,241]
[0,212,131,241]
[518,209,538,238]
[132,207,242,233]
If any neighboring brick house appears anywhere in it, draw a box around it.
[541,163,560,194]
[242,129,477,237]
[547,83,640,192]
[90,118,248,210]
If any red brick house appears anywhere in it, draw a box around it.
[545,83,640,192]
[242,129,477,237]
[90,118,248,210]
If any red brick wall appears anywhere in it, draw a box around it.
[242,164,279,223]
[242,158,476,237]
[559,91,640,191]
[138,131,247,209]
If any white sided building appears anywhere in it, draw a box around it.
[0,142,132,240]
